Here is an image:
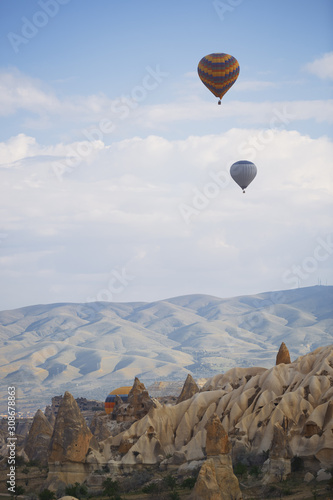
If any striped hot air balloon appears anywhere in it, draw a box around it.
[105,386,131,414]
[198,53,240,104]
[230,160,257,193]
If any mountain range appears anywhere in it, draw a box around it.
[0,285,332,413]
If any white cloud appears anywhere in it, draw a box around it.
[0,133,38,165]
[0,69,60,116]
[1,68,332,135]
[0,68,112,120]
[304,52,333,80]
[140,99,333,127]
[0,129,332,309]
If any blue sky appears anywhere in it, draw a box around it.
[0,0,332,309]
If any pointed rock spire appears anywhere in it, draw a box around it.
[276,342,291,365]
[24,409,53,465]
[177,373,199,404]
[113,377,155,422]
[128,377,154,417]
[48,391,92,463]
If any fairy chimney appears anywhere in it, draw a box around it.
[177,374,200,404]
[48,391,93,463]
[190,414,242,500]
[276,342,291,365]
[24,409,53,465]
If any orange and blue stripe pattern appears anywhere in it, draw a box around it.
[105,386,131,414]
[198,53,240,103]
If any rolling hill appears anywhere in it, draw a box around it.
[0,285,332,413]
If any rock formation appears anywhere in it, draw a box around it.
[89,413,113,442]
[263,418,292,483]
[113,377,155,422]
[101,345,333,469]
[177,373,200,404]
[190,414,242,500]
[205,414,231,456]
[46,391,96,491]
[24,409,54,465]
[48,391,93,463]
[276,342,291,365]
[44,405,56,427]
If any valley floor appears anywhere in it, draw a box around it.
[1,474,332,500]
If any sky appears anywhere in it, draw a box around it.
[0,0,332,310]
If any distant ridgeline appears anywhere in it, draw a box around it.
[0,285,332,414]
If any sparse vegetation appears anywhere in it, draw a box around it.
[15,455,26,466]
[234,461,248,477]
[65,481,88,498]
[142,482,160,494]
[163,474,177,490]
[181,476,197,489]
[140,474,180,498]
[249,465,261,477]
[38,490,56,500]
[102,477,122,499]
[26,459,40,467]
[168,492,180,500]
[13,485,25,499]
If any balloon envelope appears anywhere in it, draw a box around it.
[230,161,257,192]
[198,53,240,103]
[105,386,131,414]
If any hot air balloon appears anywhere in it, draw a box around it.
[105,386,131,414]
[198,53,240,104]
[230,160,257,193]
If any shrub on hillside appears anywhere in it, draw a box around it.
[65,481,88,498]
[234,462,247,477]
[38,490,56,500]
[181,476,197,489]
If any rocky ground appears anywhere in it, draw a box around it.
[0,344,332,499]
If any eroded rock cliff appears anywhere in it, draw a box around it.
[99,345,333,470]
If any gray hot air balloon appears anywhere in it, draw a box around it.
[230,160,257,193]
